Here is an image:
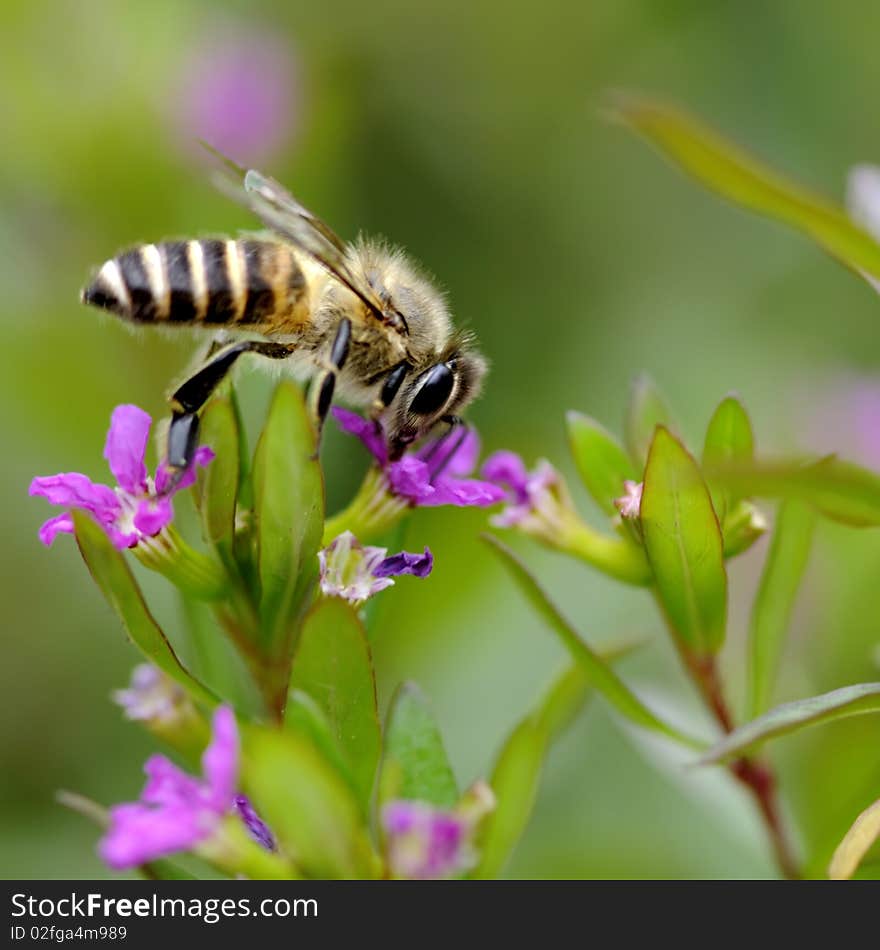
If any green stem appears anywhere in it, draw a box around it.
[135,526,227,600]
[557,521,653,586]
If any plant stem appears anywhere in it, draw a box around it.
[686,653,801,879]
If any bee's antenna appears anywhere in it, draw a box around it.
[424,417,468,480]
[198,140,248,180]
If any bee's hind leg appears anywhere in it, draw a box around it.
[164,339,294,491]
[309,318,351,456]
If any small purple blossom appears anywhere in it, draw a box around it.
[99,706,272,869]
[170,25,300,166]
[381,801,473,880]
[482,451,572,536]
[614,480,643,519]
[29,404,213,550]
[113,665,189,724]
[318,530,433,605]
[332,407,504,508]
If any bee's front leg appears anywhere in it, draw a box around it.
[163,339,294,491]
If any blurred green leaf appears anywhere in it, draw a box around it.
[829,797,880,880]
[381,683,458,808]
[285,689,358,792]
[611,94,880,283]
[642,427,727,655]
[197,397,240,550]
[73,512,216,708]
[289,598,381,810]
[484,533,703,748]
[244,727,379,879]
[747,500,816,718]
[475,719,544,880]
[625,373,673,466]
[699,683,880,763]
[253,382,324,657]
[708,458,880,527]
[702,395,754,522]
[566,411,638,515]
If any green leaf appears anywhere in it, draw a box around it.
[747,500,816,718]
[285,689,358,792]
[73,512,216,708]
[566,411,639,515]
[289,598,381,810]
[475,720,545,880]
[699,683,880,764]
[642,427,727,655]
[483,533,703,748]
[702,395,754,522]
[610,94,880,284]
[252,382,324,656]
[625,373,673,466]
[197,397,240,549]
[707,458,880,527]
[380,683,458,808]
[829,797,880,880]
[244,726,379,879]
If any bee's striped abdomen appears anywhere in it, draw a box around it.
[82,239,308,331]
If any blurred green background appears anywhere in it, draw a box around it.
[3,0,880,879]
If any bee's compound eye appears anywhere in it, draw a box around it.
[409,363,455,416]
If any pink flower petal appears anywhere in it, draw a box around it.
[387,457,435,503]
[104,405,152,494]
[99,802,208,870]
[133,497,173,537]
[36,513,74,546]
[29,473,119,521]
[201,706,239,809]
[142,755,204,808]
[481,450,531,502]
[332,407,388,465]
[423,477,506,508]
[418,429,481,477]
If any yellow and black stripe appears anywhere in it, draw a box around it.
[81,238,307,330]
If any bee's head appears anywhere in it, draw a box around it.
[386,347,487,460]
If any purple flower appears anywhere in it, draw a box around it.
[30,404,213,550]
[99,706,272,868]
[614,480,643,519]
[170,25,300,167]
[382,782,495,881]
[318,530,433,605]
[482,450,574,539]
[113,665,189,724]
[382,801,473,880]
[332,407,504,508]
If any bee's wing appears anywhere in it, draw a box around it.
[202,142,388,320]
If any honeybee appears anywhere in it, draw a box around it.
[81,161,486,483]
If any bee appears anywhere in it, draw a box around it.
[80,161,487,483]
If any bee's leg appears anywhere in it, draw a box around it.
[366,361,411,452]
[423,416,468,479]
[310,318,352,452]
[165,340,294,489]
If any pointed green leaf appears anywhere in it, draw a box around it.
[703,395,754,522]
[252,382,324,656]
[285,689,358,793]
[642,427,727,655]
[699,683,880,764]
[747,500,816,718]
[475,720,545,879]
[197,397,240,548]
[483,533,703,748]
[566,411,639,515]
[244,727,379,879]
[610,94,880,283]
[625,374,673,466]
[707,458,880,527]
[829,797,880,880]
[381,683,458,808]
[73,512,216,708]
[289,598,381,810]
